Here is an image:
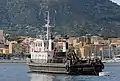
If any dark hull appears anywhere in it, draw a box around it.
[28,63,103,75]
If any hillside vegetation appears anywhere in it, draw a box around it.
[0,0,120,37]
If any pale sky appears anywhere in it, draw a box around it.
[111,0,120,5]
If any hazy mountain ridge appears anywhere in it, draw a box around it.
[0,0,120,36]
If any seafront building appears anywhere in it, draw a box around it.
[20,37,36,54]
[68,35,119,59]
[0,30,13,56]
[108,38,120,56]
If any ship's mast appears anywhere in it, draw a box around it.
[44,11,51,40]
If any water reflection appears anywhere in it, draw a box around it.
[29,73,55,81]
[29,73,71,81]
[29,72,119,81]
[29,73,94,81]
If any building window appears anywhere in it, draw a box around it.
[36,43,37,46]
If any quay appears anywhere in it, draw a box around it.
[0,60,26,63]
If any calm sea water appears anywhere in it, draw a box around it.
[0,63,120,81]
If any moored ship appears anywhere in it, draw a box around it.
[28,11,104,75]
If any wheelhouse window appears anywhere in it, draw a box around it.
[38,42,42,47]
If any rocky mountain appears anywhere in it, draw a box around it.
[0,0,120,37]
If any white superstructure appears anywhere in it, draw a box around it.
[30,39,54,63]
